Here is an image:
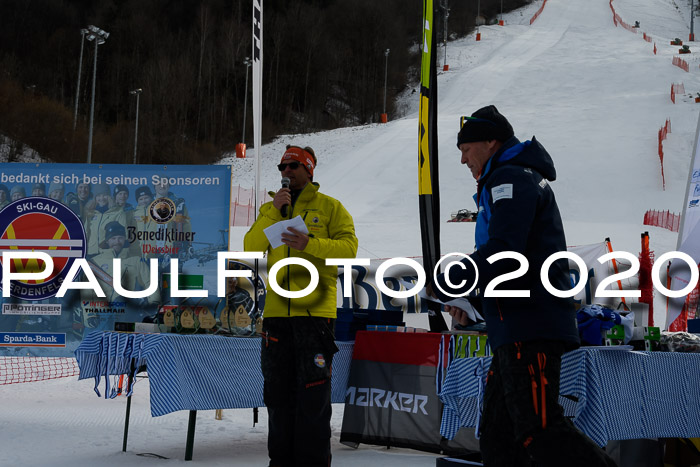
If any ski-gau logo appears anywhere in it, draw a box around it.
[0,197,86,300]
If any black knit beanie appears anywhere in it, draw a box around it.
[456,105,514,147]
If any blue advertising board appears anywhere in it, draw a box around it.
[0,163,231,356]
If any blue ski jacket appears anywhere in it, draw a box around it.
[435,136,580,351]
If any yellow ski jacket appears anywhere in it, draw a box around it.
[244,182,358,318]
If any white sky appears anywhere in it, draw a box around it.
[4,0,700,464]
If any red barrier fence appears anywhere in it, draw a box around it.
[643,209,680,232]
[670,278,700,331]
[530,0,548,25]
[642,32,652,42]
[658,119,671,189]
[231,185,273,227]
[0,357,79,385]
[673,56,689,72]
[610,0,638,32]
[671,82,685,103]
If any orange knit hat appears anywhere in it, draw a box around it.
[280,147,315,176]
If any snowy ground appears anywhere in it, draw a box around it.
[4,0,700,464]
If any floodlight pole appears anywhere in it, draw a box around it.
[86,25,109,164]
[73,28,89,131]
[130,89,142,164]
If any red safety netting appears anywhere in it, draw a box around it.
[642,32,652,43]
[673,56,689,72]
[685,282,700,321]
[671,82,685,103]
[230,185,273,227]
[643,209,680,232]
[609,0,638,32]
[0,357,79,385]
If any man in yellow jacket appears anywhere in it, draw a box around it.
[244,145,357,467]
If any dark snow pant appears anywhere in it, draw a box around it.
[261,316,338,467]
[479,340,617,467]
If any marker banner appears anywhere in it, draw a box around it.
[0,163,231,356]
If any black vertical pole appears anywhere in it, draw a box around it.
[184,410,197,461]
[122,360,136,452]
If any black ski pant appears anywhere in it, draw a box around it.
[261,316,338,467]
[479,340,617,467]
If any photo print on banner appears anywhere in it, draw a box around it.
[0,163,231,357]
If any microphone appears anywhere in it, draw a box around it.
[280,177,290,217]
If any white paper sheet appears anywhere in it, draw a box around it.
[263,215,309,249]
[397,279,484,323]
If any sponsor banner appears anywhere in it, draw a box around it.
[0,163,231,356]
[0,332,66,347]
[2,303,62,316]
[667,114,700,328]
[339,331,473,454]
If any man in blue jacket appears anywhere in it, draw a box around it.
[432,105,615,466]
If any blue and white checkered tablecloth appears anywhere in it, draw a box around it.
[75,331,354,417]
[439,348,700,446]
